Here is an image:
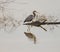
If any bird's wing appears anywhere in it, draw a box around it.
[24,15,34,22]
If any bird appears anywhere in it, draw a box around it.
[24,10,38,32]
[24,10,38,23]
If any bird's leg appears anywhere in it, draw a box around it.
[31,20,35,27]
[40,25,47,31]
[27,25,31,33]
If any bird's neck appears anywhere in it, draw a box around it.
[33,13,36,17]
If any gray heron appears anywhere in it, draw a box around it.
[24,10,38,32]
[24,10,37,23]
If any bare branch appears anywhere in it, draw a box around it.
[23,21,60,26]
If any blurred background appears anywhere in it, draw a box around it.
[0,0,60,52]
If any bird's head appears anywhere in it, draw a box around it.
[33,10,38,17]
[33,10,37,13]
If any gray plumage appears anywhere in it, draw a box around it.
[24,10,37,23]
[24,15,34,22]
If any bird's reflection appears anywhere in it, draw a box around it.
[24,32,36,44]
